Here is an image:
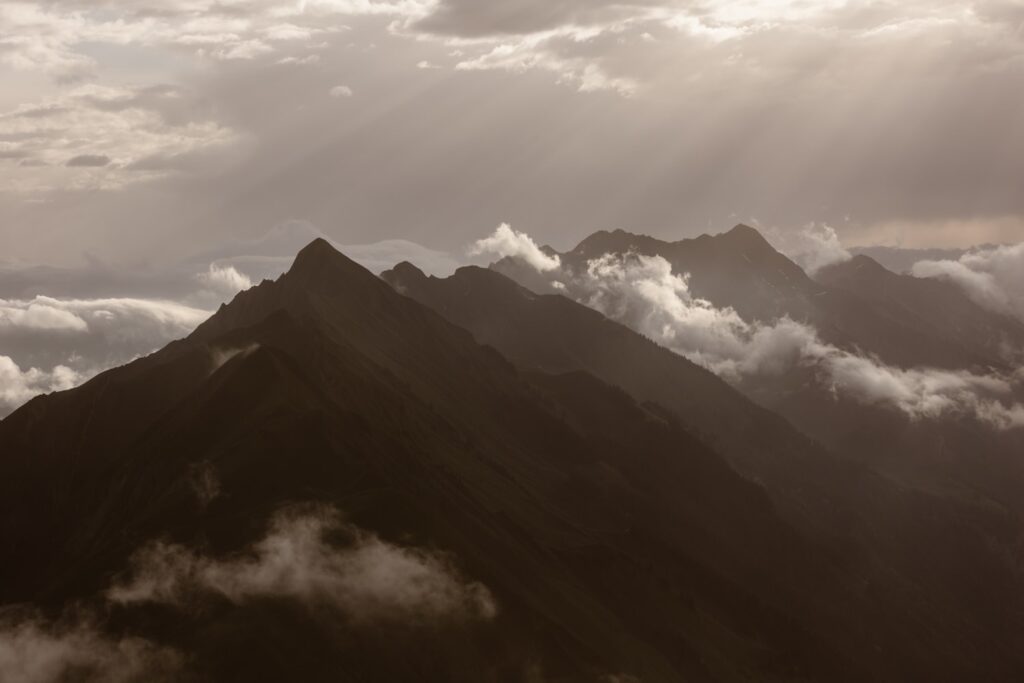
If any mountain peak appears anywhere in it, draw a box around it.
[286,238,384,288]
[381,261,428,293]
[721,223,771,248]
[291,237,341,268]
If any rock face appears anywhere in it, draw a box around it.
[2,238,1023,681]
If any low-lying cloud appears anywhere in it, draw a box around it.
[0,355,83,415]
[912,242,1024,323]
[1,504,494,681]
[196,263,253,300]
[476,226,1024,430]
[0,295,212,417]
[766,223,852,275]
[0,613,182,683]
[108,505,498,624]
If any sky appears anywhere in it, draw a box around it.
[2,0,1024,414]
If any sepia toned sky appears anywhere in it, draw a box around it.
[1,0,1023,269]
[2,1,1024,416]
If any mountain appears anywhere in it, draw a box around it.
[0,239,908,681]
[848,245,972,275]
[383,259,1024,678]
[816,254,1024,369]
[4,238,1023,680]
[490,226,1024,499]
[510,225,1024,371]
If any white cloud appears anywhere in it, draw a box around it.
[0,1,430,78]
[0,301,87,331]
[500,229,1024,430]
[329,84,354,97]
[0,296,211,417]
[0,355,83,415]
[912,242,1024,323]
[766,223,851,275]
[471,223,561,272]
[196,263,253,298]
[4,296,211,341]
[109,505,498,624]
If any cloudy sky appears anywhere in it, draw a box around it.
[2,0,1024,413]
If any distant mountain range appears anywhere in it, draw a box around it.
[2,232,1023,681]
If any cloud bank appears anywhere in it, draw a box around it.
[0,294,211,417]
[109,505,498,624]
[912,242,1024,323]
[477,226,1024,430]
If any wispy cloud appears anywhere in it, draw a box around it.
[108,504,498,623]
[0,612,183,683]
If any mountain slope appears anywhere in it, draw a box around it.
[509,225,1024,371]
[1,239,907,682]
[383,259,1024,681]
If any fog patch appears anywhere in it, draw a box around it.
[187,461,221,509]
[208,343,260,373]
[0,612,182,683]
[108,505,498,624]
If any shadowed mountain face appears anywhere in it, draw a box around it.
[488,227,1024,510]
[0,240,895,681]
[3,238,1024,681]
[384,259,1024,679]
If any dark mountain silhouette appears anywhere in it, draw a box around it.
[0,240,894,681]
[490,226,1024,508]
[384,259,1024,679]
[3,238,1024,681]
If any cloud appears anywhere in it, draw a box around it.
[200,220,465,278]
[108,505,498,624]
[196,263,253,298]
[0,300,87,331]
[208,343,260,373]
[0,614,182,683]
[0,1,429,79]
[911,242,1024,323]
[0,296,211,417]
[471,223,561,272]
[0,355,83,415]
[500,229,1024,430]
[766,223,851,275]
[0,84,234,193]
[329,84,354,98]
[65,154,111,168]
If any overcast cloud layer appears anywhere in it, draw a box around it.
[2,0,1024,269]
[2,1,1024,416]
